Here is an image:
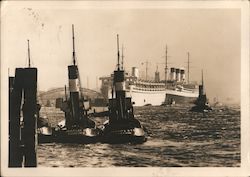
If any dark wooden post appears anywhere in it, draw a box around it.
[22,68,37,167]
[9,69,24,167]
[9,68,37,167]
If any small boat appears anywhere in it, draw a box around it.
[101,35,147,144]
[53,25,100,143]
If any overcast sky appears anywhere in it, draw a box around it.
[2,2,241,103]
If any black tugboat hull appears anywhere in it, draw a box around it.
[54,128,101,144]
[101,126,147,144]
[190,105,213,113]
[38,135,54,144]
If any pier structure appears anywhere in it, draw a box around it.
[9,40,38,167]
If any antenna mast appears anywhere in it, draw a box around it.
[187,52,190,84]
[27,39,31,68]
[146,60,148,80]
[72,24,76,66]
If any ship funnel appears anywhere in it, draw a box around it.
[198,70,205,96]
[132,67,139,78]
[155,71,160,82]
[180,68,185,82]
[155,65,160,82]
[176,68,181,82]
[170,67,176,81]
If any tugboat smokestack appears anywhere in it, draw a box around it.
[176,68,180,82]
[170,67,176,81]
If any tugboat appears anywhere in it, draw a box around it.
[101,35,147,144]
[54,25,100,143]
[191,70,212,112]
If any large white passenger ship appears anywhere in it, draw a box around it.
[100,66,199,106]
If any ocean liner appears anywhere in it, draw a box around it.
[100,48,199,106]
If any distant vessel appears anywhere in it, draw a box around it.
[100,47,198,106]
[191,70,212,112]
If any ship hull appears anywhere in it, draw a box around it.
[37,126,54,144]
[126,89,198,106]
[165,90,199,104]
[102,127,147,144]
[126,90,166,106]
[54,128,100,144]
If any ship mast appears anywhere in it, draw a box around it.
[165,45,168,86]
[72,25,76,66]
[71,24,83,98]
[117,34,120,70]
[27,39,31,68]
[200,69,206,96]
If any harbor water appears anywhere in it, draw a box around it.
[37,105,240,167]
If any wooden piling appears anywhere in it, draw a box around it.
[22,68,37,167]
[8,68,37,167]
[9,69,24,167]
